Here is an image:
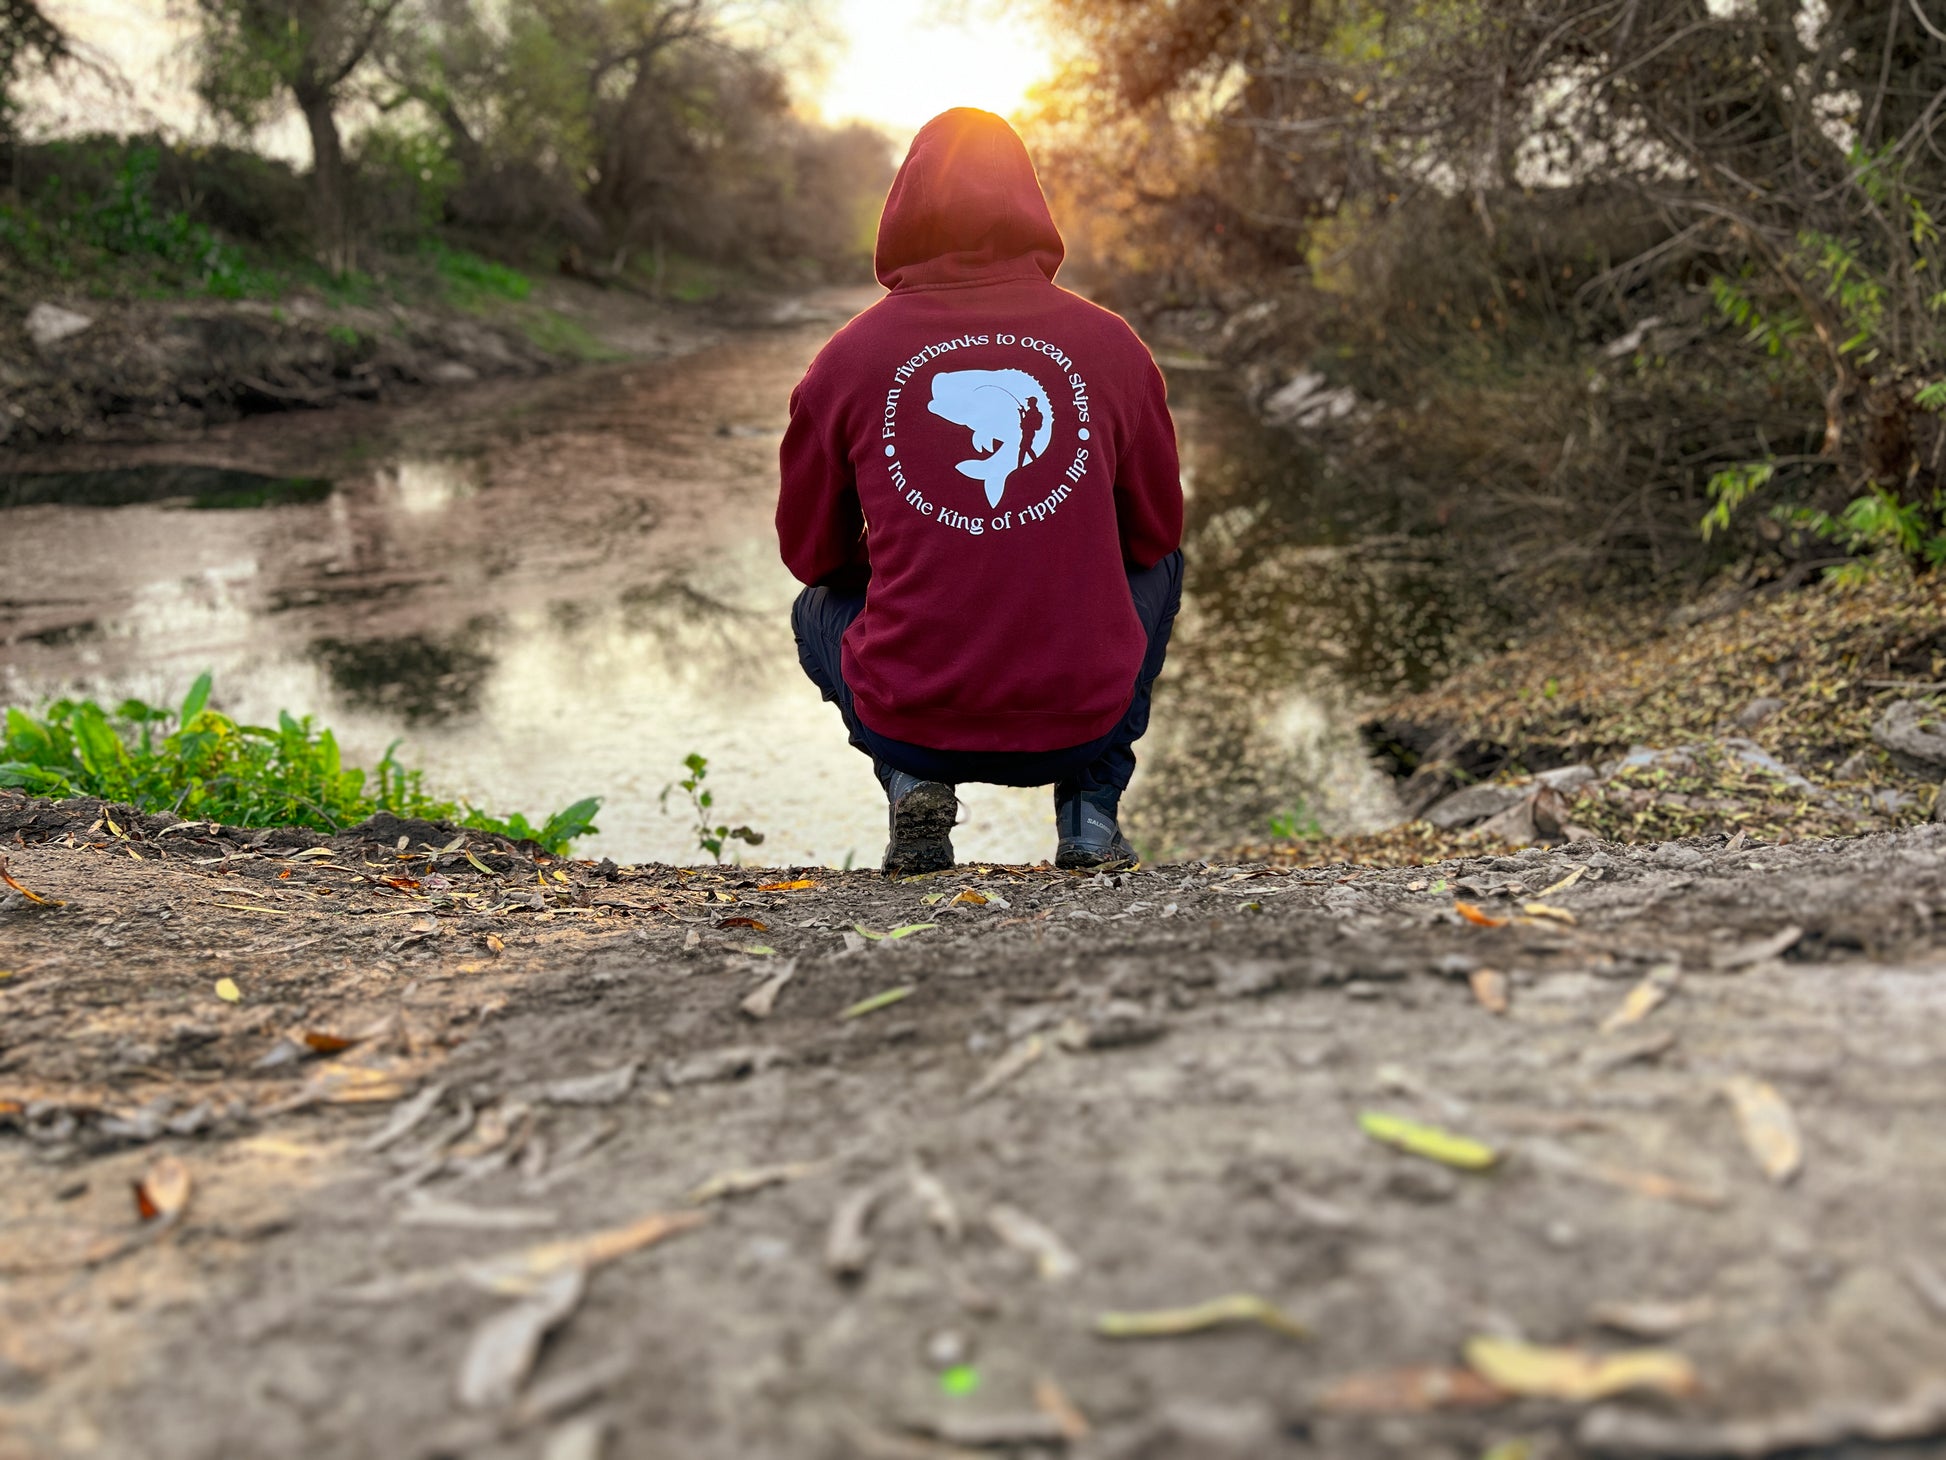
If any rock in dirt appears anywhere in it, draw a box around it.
[1537,763,1599,792]
[1422,783,1528,829]
[1474,785,1576,844]
[26,303,93,348]
[1874,701,1946,774]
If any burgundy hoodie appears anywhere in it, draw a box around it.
[777,109,1183,753]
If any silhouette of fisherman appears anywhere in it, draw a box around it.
[1017,393,1044,471]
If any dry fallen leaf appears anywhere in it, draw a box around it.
[1463,1336,1699,1402]
[133,1155,192,1225]
[1455,901,1509,928]
[824,1184,882,1279]
[966,1035,1045,1102]
[1316,1366,1509,1414]
[1094,1293,1308,1340]
[1537,864,1587,897]
[758,879,816,892]
[311,1066,411,1104]
[301,1030,359,1054]
[839,986,915,1020]
[1600,963,1680,1032]
[465,1210,710,1297]
[687,1160,823,1205]
[1033,1377,1091,1441]
[740,962,796,1020]
[0,854,63,906]
[988,1204,1080,1282]
[1722,1075,1803,1183]
[1521,901,1577,925]
[214,977,241,1004]
[951,889,988,906]
[1589,1297,1716,1339]
[716,916,767,931]
[1469,968,1510,1014]
[458,1265,586,1410]
[1359,1111,1499,1170]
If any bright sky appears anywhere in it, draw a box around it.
[816,0,1059,135]
[23,0,1058,148]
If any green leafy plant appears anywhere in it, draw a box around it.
[0,673,600,855]
[0,147,272,296]
[1267,802,1322,841]
[659,752,763,863]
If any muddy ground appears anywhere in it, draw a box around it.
[5,788,1946,1459]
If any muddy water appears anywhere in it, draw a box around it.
[0,298,1463,865]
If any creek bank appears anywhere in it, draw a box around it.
[1226,570,1946,867]
[0,275,805,450]
[6,787,1946,1457]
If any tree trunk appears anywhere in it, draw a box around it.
[298,88,351,276]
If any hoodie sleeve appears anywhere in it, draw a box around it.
[1113,353,1185,569]
[777,357,870,590]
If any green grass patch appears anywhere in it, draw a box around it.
[0,674,600,856]
[426,240,532,307]
[518,309,619,361]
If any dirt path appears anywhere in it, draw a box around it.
[5,791,1946,1459]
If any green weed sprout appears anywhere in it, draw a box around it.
[659,752,764,863]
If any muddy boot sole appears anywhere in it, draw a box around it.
[883,781,957,876]
[1055,839,1137,871]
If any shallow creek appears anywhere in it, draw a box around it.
[0,298,1471,865]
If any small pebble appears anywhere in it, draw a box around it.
[925,1329,972,1368]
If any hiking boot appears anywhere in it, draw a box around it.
[883,772,957,876]
[1055,798,1137,869]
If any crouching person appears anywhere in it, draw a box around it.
[777,108,1185,874]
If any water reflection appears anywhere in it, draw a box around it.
[0,465,332,510]
[310,623,500,725]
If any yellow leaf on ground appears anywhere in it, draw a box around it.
[214,977,241,1003]
[1537,865,1587,897]
[1463,1336,1698,1402]
[1094,1293,1309,1340]
[1599,963,1680,1032]
[1723,1074,1803,1182]
[1359,1111,1499,1170]
[1521,901,1576,924]
[952,889,988,905]
[758,879,817,892]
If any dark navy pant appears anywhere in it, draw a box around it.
[791,550,1184,816]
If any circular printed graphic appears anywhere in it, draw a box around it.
[879,333,1095,538]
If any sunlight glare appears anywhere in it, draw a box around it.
[819,1,1058,135]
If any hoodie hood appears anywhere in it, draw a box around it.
[874,109,1065,291]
